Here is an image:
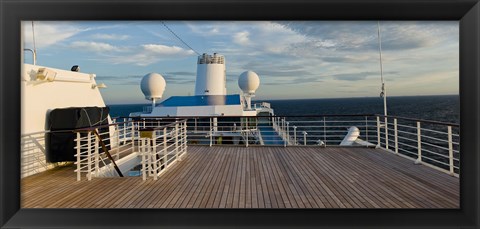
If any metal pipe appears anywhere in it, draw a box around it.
[448,126,454,175]
[416,122,422,164]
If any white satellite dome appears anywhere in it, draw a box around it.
[238,71,260,94]
[141,73,166,100]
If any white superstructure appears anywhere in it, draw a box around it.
[21,63,111,177]
[138,53,271,117]
[194,53,227,96]
[22,64,109,134]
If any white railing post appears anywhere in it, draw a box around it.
[376,116,381,147]
[184,121,188,155]
[94,128,100,177]
[141,138,147,181]
[323,117,326,145]
[448,126,454,175]
[87,132,92,181]
[76,132,81,181]
[209,118,213,147]
[150,130,156,180]
[416,122,422,164]
[122,118,127,144]
[286,122,290,146]
[115,124,120,160]
[131,121,135,152]
[385,117,389,150]
[293,126,297,145]
[394,118,398,154]
[162,128,167,177]
[280,118,284,139]
[303,131,307,146]
[175,123,179,160]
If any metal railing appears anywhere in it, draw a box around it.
[21,113,458,180]
[73,119,187,181]
[21,130,72,178]
[376,115,460,176]
[139,120,188,180]
[115,114,459,176]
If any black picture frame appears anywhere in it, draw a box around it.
[1,0,479,228]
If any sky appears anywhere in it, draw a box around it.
[22,21,459,104]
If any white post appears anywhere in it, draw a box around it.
[184,121,188,155]
[141,138,146,181]
[394,118,398,154]
[416,122,422,164]
[323,117,326,145]
[246,118,249,147]
[293,126,297,145]
[131,121,135,152]
[94,129,100,177]
[286,122,290,146]
[376,116,381,147]
[209,118,213,147]
[213,117,218,132]
[175,123,179,160]
[123,118,127,144]
[87,132,92,181]
[161,128,167,178]
[149,130,155,178]
[76,132,81,181]
[384,117,389,150]
[448,126,454,175]
[115,125,120,160]
[303,131,307,146]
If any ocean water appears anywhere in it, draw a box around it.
[108,95,459,124]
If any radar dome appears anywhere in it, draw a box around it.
[141,73,166,100]
[238,71,260,94]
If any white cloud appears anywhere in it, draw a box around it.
[109,44,195,66]
[143,44,194,55]
[233,31,250,46]
[70,41,119,53]
[22,21,85,48]
[91,33,130,40]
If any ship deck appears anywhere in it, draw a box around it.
[21,146,459,208]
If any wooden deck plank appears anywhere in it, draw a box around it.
[21,146,459,209]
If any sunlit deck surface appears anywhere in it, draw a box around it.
[22,146,459,208]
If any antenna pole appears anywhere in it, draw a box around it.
[377,21,387,116]
[31,21,37,65]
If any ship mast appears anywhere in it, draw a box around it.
[377,21,387,116]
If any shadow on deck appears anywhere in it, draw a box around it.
[21,146,459,208]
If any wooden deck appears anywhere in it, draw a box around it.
[21,146,459,208]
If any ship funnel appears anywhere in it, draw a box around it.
[195,53,226,96]
[238,71,260,110]
[141,73,166,109]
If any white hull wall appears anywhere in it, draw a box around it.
[147,105,257,117]
[21,64,110,178]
